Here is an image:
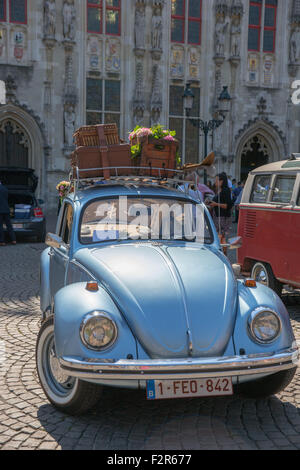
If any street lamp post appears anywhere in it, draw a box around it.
[183,84,232,185]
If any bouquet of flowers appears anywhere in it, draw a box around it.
[56,181,72,202]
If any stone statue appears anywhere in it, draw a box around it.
[230,17,241,57]
[44,0,56,38]
[64,105,75,147]
[151,12,163,50]
[134,7,145,49]
[215,21,228,56]
[290,27,300,63]
[63,0,76,41]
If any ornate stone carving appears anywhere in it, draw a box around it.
[134,3,146,54]
[151,64,162,126]
[229,1,243,58]
[289,26,300,64]
[5,75,17,103]
[291,0,300,24]
[44,0,56,39]
[63,0,76,41]
[215,21,228,57]
[151,8,163,52]
[133,61,145,127]
[215,0,228,21]
[64,104,75,147]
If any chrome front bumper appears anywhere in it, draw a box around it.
[59,347,298,381]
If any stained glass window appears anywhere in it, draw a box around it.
[10,0,26,24]
[87,0,121,35]
[169,85,201,165]
[171,0,202,45]
[171,0,185,43]
[169,86,184,116]
[0,0,6,21]
[106,0,120,35]
[105,80,120,112]
[188,0,202,45]
[263,0,277,52]
[248,0,277,53]
[87,0,102,33]
[87,78,102,110]
[86,78,121,135]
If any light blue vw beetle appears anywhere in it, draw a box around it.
[36,175,298,415]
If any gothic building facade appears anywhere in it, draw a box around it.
[0,0,299,208]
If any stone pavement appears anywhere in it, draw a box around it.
[0,239,300,450]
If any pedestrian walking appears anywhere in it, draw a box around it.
[0,180,16,246]
[206,173,233,254]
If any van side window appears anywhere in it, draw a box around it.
[271,176,296,204]
[250,175,271,203]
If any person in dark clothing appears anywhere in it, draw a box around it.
[0,181,16,246]
[207,173,232,253]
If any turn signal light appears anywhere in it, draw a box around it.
[244,279,257,288]
[86,282,99,292]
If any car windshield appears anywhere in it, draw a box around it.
[80,197,214,245]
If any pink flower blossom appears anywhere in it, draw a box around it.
[164,135,175,141]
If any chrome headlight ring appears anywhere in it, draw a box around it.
[248,307,282,345]
[80,311,118,351]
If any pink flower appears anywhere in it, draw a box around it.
[164,135,175,141]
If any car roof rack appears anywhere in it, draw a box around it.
[69,166,197,198]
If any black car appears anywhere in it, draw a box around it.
[0,167,46,243]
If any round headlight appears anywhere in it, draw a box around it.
[249,308,281,344]
[80,312,118,351]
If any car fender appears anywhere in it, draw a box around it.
[40,247,51,314]
[54,282,138,361]
[234,280,295,355]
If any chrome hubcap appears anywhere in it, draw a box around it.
[43,332,76,396]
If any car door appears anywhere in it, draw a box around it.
[49,201,74,299]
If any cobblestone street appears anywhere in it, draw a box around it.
[1,241,300,451]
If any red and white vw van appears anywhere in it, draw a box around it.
[238,155,300,295]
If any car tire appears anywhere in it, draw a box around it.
[251,261,283,297]
[36,316,102,415]
[236,367,297,399]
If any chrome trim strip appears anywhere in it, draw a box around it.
[59,348,298,381]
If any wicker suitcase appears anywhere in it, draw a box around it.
[71,124,131,179]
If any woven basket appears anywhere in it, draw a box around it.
[73,123,119,147]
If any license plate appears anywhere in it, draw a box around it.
[146,378,233,400]
[13,224,23,229]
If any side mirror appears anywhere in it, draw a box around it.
[46,233,68,252]
[37,199,45,205]
[221,236,242,250]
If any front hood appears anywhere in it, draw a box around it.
[75,243,237,359]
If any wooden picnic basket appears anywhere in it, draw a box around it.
[71,123,132,179]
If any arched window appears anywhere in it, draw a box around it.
[0,80,5,104]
